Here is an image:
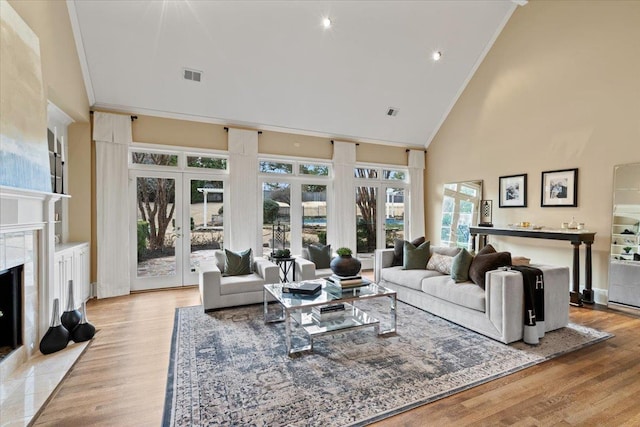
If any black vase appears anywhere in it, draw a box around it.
[71,301,95,342]
[40,298,69,355]
[61,280,81,332]
[330,254,362,277]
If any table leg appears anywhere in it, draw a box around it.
[581,241,595,304]
[570,242,583,306]
[470,232,477,252]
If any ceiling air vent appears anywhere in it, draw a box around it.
[183,68,202,82]
[386,107,399,117]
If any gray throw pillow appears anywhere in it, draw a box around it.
[392,236,426,266]
[308,244,331,269]
[451,248,474,283]
[403,240,431,270]
[468,251,511,289]
[476,244,496,256]
[224,248,252,276]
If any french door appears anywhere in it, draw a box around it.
[130,170,226,290]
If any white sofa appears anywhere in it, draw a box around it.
[199,255,280,311]
[374,247,570,344]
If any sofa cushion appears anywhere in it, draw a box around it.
[224,248,252,276]
[426,253,453,275]
[421,275,486,312]
[469,251,512,289]
[214,250,226,273]
[308,244,332,269]
[451,248,474,283]
[392,236,425,266]
[477,244,496,256]
[382,266,443,291]
[403,240,431,270]
[219,273,265,295]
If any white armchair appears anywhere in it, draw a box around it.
[294,247,333,281]
[199,256,280,311]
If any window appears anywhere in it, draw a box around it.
[259,157,331,257]
[186,155,227,170]
[440,181,482,248]
[259,161,293,174]
[131,151,178,167]
[353,164,408,254]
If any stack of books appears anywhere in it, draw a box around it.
[282,280,322,296]
[311,303,348,322]
[326,274,370,289]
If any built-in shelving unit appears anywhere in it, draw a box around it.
[610,206,640,261]
[47,101,73,244]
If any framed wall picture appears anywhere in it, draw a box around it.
[499,174,527,208]
[541,168,578,207]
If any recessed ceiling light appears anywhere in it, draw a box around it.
[432,51,442,61]
[323,17,332,29]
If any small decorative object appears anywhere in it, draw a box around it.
[568,216,578,229]
[499,174,527,208]
[39,298,69,355]
[478,200,493,227]
[541,168,578,207]
[271,221,287,257]
[274,248,291,258]
[71,301,96,342]
[623,246,633,254]
[61,280,81,332]
[330,247,361,277]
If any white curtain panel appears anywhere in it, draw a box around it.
[328,141,357,252]
[227,128,259,255]
[408,149,426,239]
[93,112,131,298]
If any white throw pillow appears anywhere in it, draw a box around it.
[426,253,453,275]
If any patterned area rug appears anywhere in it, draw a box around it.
[163,301,611,427]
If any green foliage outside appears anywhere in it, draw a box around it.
[263,199,280,224]
[137,220,149,258]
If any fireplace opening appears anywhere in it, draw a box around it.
[0,265,23,362]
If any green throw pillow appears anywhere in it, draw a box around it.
[308,244,331,269]
[224,248,252,276]
[451,248,474,283]
[403,240,431,270]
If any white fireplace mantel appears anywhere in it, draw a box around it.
[1,185,69,358]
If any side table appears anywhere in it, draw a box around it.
[270,256,296,283]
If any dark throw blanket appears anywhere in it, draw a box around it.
[511,265,545,345]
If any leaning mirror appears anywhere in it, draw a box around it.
[440,180,483,248]
[608,162,640,309]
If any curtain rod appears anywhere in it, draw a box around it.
[223,127,262,134]
[89,111,137,121]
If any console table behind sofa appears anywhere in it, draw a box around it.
[470,226,596,306]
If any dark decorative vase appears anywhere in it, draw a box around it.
[40,298,69,355]
[330,254,362,277]
[71,301,95,342]
[61,280,81,332]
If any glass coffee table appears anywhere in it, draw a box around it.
[263,280,397,356]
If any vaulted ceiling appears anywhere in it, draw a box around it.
[69,0,520,148]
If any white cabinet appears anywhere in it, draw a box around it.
[54,242,90,310]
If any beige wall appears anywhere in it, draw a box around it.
[9,0,92,252]
[426,1,640,300]
[9,0,89,123]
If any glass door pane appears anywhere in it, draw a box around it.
[133,173,181,289]
[185,178,224,284]
[385,187,404,247]
[263,182,290,257]
[302,184,327,247]
[356,186,377,253]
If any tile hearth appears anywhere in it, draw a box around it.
[0,341,89,426]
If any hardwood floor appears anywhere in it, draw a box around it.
[33,287,640,426]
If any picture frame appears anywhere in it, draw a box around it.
[541,168,578,207]
[499,174,527,208]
